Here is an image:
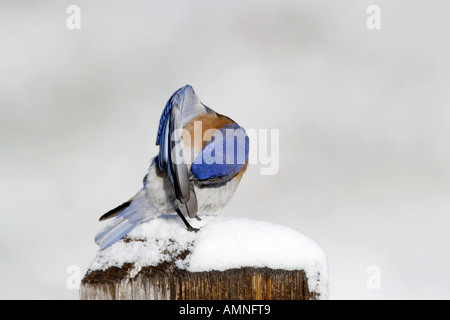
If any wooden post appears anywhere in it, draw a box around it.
[81,216,328,300]
[80,243,320,300]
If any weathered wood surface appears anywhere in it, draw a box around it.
[80,262,318,300]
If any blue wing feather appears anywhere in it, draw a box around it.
[155,85,210,211]
[156,100,173,146]
[156,85,210,173]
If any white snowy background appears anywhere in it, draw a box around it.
[1,0,449,299]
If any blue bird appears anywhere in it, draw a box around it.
[95,85,249,249]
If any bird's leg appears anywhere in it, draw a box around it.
[195,215,202,221]
[176,209,199,232]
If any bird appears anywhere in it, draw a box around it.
[95,85,249,250]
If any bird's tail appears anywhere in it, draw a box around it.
[95,191,154,250]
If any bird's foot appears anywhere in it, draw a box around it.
[176,209,201,232]
[187,226,200,233]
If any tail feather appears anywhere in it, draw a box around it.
[99,200,132,221]
[95,191,157,250]
[95,217,143,250]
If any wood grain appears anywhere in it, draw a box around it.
[80,262,318,300]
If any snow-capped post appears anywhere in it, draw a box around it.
[80,216,328,300]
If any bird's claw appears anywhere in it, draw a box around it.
[187,226,200,233]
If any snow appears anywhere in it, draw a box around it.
[87,215,329,298]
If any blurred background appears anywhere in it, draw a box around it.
[1,0,449,299]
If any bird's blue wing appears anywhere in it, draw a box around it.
[156,85,211,215]
[191,123,249,184]
[156,85,212,146]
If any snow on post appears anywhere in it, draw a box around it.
[80,215,328,300]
